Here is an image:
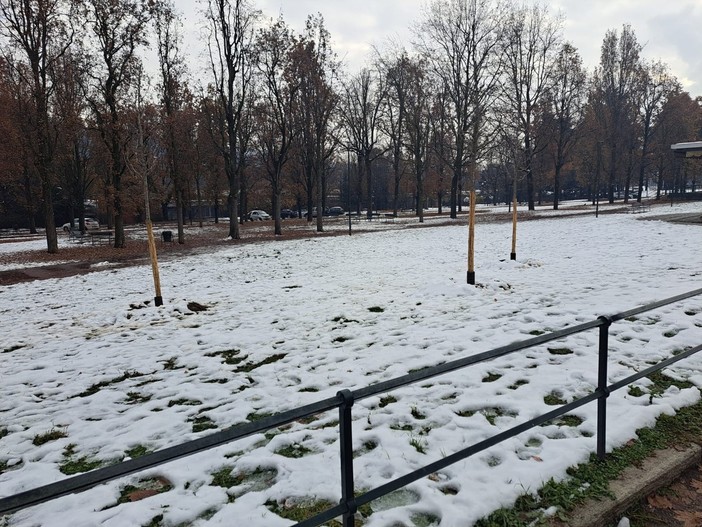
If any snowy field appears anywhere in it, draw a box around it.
[1,202,702,526]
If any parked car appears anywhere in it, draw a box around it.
[247,210,271,221]
[328,206,344,216]
[62,218,99,232]
[311,207,329,217]
[280,209,296,219]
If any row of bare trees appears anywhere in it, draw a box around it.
[1,0,701,253]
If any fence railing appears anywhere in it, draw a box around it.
[2,287,702,526]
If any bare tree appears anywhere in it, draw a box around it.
[289,14,338,232]
[81,0,153,248]
[378,46,410,216]
[0,59,40,232]
[204,0,257,239]
[549,42,586,209]
[53,50,95,231]
[650,90,699,198]
[415,0,504,218]
[403,55,432,222]
[501,1,562,211]
[341,67,387,219]
[0,0,75,252]
[594,24,641,203]
[254,16,298,235]
[634,60,679,202]
[155,0,188,242]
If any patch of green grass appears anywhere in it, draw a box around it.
[0,459,8,475]
[508,379,529,390]
[454,409,476,418]
[266,498,341,525]
[486,455,502,467]
[142,515,164,527]
[367,306,385,313]
[558,415,584,427]
[378,395,397,408]
[411,406,427,420]
[161,357,180,370]
[125,445,150,459]
[125,391,152,404]
[247,411,274,422]
[663,329,679,338]
[390,423,414,432]
[331,316,359,324]
[33,427,67,446]
[409,435,428,454]
[628,386,646,397]
[548,347,574,355]
[2,344,25,353]
[0,427,8,439]
[167,398,202,407]
[60,444,102,474]
[78,370,145,397]
[363,439,378,451]
[526,437,542,448]
[647,371,693,398]
[528,330,545,336]
[411,512,441,526]
[481,408,517,426]
[206,349,247,366]
[299,386,319,393]
[210,466,241,488]
[482,372,502,382]
[439,484,459,495]
[60,456,102,475]
[544,392,567,406]
[191,416,218,433]
[276,443,313,458]
[204,378,229,384]
[235,353,287,373]
[332,336,349,343]
[354,439,379,458]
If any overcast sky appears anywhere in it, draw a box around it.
[173,0,702,96]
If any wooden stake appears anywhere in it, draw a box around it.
[467,189,476,285]
[143,155,162,306]
[511,192,517,261]
[146,216,163,306]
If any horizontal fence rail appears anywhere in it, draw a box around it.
[2,287,702,526]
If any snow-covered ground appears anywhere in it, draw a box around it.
[1,202,702,527]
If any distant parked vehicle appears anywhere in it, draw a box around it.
[62,218,99,232]
[247,210,271,221]
[280,209,296,219]
[328,206,344,216]
[311,207,330,217]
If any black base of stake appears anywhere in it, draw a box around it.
[467,271,475,285]
[154,296,163,307]
[510,252,516,260]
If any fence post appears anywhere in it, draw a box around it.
[337,389,356,527]
[597,316,612,461]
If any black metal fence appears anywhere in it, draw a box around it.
[2,288,702,526]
